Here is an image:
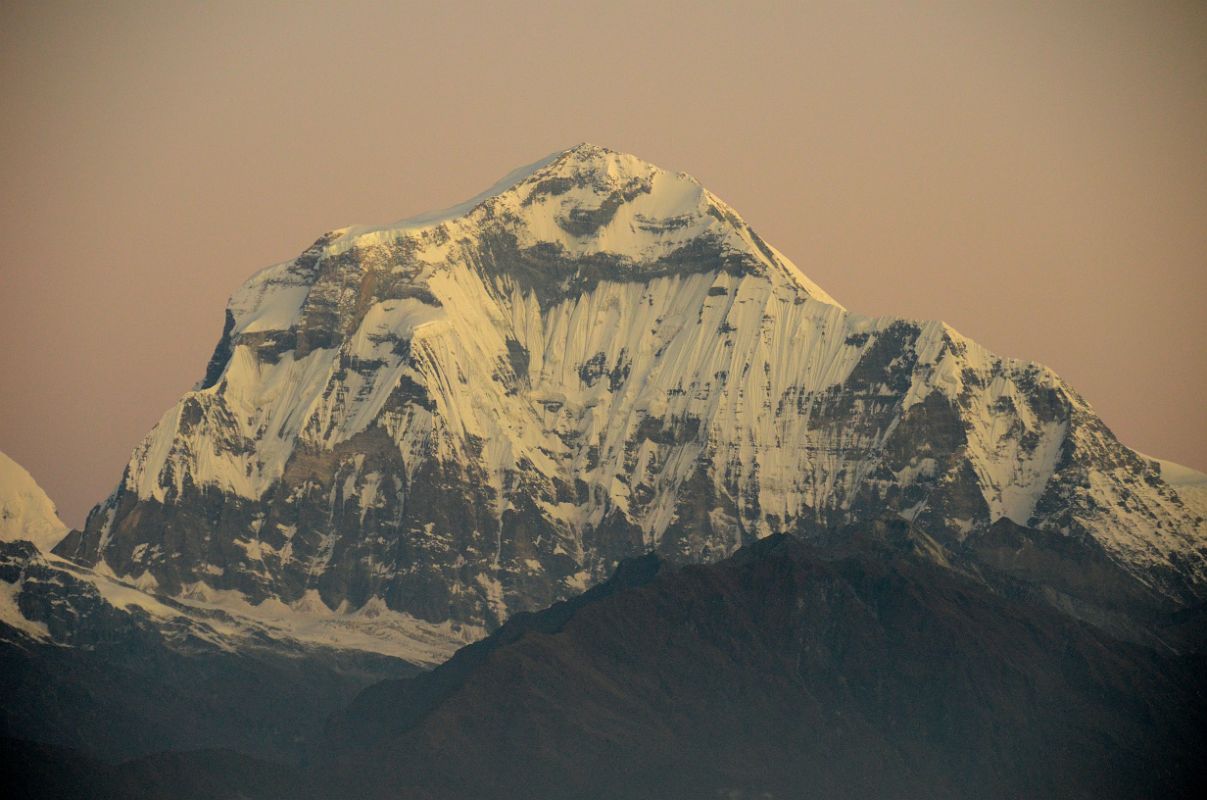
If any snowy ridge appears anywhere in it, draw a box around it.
[166,580,482,665]
[0,450,69,552]
[60,144,1207,639]
[0,539,475,666]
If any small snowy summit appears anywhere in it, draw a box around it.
[0,450,68,552]
[54,144,1207,645]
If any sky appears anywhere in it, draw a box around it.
[1,0,1204,528]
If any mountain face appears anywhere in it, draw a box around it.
[54,143,1207,644]
[315,528,1207,800]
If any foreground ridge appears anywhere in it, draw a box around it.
[314,527,1206,799]
[17,528,1200,799]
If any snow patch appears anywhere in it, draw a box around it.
[0,579,50,641]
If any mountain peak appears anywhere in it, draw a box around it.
[323,144,840,307]
[541,141,675,181]
[564,140,613,153]
[0,450,68,552]
[334,142,693,242]
[558,141,620,158]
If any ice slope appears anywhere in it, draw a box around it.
[58,144,1207,636]
[0,449,68,551]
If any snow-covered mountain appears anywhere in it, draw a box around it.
[0,450,68,552]
[53,143,1207,642]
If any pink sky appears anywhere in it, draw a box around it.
[2,1,1204,528]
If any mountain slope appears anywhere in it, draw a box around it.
[317,527,1207,800]
[54,143,1207,641]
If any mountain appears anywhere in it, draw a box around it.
[0,450,68,552]
[314,527,1207,799]
[52,143,1207,650]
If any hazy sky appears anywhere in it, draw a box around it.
[1,1,1204,527]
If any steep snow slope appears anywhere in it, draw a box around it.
[0,450,68,551]
[55,144,1207,636]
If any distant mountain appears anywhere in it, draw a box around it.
[316,526,1207,799]
[52,143,1206,649]
[0,450,68,552]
